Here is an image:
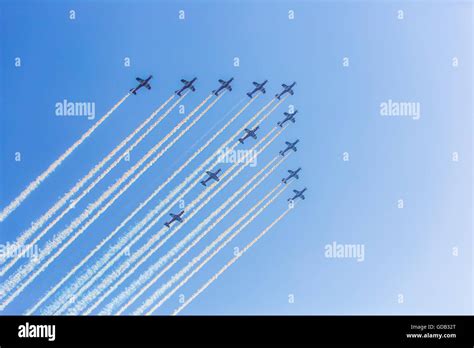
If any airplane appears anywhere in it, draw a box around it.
[288,188,307,202]
[175,77,197,96]
[277,110,298,127]
[279,139,299,156]
[164,210,184,228]
[246,80,268,98]
[213,78,234,96]
[275,81,296,99]
[239,126,260,144]
[130,75,152,95]
[200,169,222,186]
[282,167,302,184]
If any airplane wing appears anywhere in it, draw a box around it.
[290,90,294,95]
[181,79,187,83]
[293,190,299,194]
[219,79,225,83]
[282,84,288,88]
[288,170,294,174]
[205,171,211,176]
[136,77,144,82]
[284,112,290,116]
[285,141,291,146]
[146,84,151,90]
[244,128,250,133]
[253,82,259,86]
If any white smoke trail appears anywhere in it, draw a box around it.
[0,94,177,275]
[71,126,284,315]
[0,94,184,292]
[172,203,294,315]
[48,94,220,315]
[116,159,287,315]
[0,93,130,222]
[26,95,257,315]
[0,94,216,310]
[146,185,288,315]
[44,95,279,315]
[136,164,290,315]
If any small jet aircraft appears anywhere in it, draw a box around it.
[164,210,184,228]
[277,110,298,127]
[200,169,222,186]
[213,78,234,96]
[275,82,296,99]
[282,167,302,184]
[239,126,260,144]
[246,80,268,98]
[288,188,307,202]
[175,77,197,96]
[279,140,299,156]
[130,75,152,95]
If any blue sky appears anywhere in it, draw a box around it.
[0,0,472,315]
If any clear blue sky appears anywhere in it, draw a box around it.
[0,0,472,315]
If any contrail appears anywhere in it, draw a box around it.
[26,95,258,315]
[49,93,224,314]
[68,126,280,315]
[43,94,280,315]
[139,173,290,315]
[0,93,182,279]
[68,125,284,315]
[172,205,294,316]
[0,93,213,308]
[0,94,218,310]
[116,157,289,315]
[0,93,130,222]
[0,94,177,275]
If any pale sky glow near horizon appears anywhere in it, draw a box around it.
[0,0,472,315]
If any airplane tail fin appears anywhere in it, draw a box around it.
[261,88,266,94]
[291,118,296,123]
[191,86,196,92]
[301,195,305,200]
[294,175,299,180]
